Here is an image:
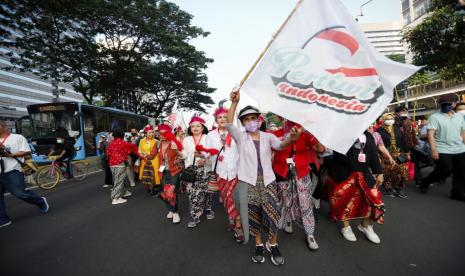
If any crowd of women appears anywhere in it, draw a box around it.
[99,90,463,266]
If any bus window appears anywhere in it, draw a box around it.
[30,110,80,139]
[94,110,109,133]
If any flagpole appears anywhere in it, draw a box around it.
[239,0,304,87]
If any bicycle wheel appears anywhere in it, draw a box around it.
[72,162,88,181]
[36,166,60,189]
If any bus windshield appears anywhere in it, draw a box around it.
[29,109,80,139]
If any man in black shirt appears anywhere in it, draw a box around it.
[48,135,75,179]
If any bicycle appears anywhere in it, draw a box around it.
[35,156,89,189]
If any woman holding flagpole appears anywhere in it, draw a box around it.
[182,116,214,228]
[227,90,300,266]
[205,107,244,243]
[273,119,325,251]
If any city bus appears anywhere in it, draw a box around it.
[15,102,153,163]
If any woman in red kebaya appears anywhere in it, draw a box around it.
[155,124,184,224]
[273,119,325,251]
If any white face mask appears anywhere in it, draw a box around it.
[384,119,395,126]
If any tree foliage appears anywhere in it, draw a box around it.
[0,0,215,117]
[403,0,465,80]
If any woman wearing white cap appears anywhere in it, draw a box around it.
[226,90,300,266]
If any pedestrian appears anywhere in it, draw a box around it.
[175,127,185,143]
[98,134,113,188]
[138,125,161,195]
[125,128,139,186]
[375,113,410,198]
[182,115,212,228]
[273,119,325,251]
[205,107,244,243]
[106,128,141,205]
[419,97,465,201]
[0,120,49,228]
[157,124,184,224]
[226,90,300,266]
[326,131,385,244]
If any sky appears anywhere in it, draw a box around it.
[169,0,402,119]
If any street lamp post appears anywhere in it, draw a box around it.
[51,80,66,102]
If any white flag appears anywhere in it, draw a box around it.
[167,100,187,131]
[241,0,420,153]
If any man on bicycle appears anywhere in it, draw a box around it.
[48,134,75,179]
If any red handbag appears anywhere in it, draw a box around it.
[407,161,415,181]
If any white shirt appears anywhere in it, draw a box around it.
[0,133,31,173]
[226,124,283,187]
[182,135,207,168]
[205,129,239,181]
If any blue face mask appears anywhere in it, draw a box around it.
[440,103,453,113]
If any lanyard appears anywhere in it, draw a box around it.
[193,134,203,146]
[0,133,11,146]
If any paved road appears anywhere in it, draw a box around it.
[1,171,464,276]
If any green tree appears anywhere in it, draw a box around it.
[403,0,465,80]
[0,0,214,117]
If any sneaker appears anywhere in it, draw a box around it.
[123,190,132,198]
[384,188,396,197]
[251,245,265,264]
[206,209,215,220]
[284,221,293,234]
[265,241,285,266]
[0,221,12,228]
[187,218,199,228]
[129,182,136,187]
[172,213,181,224]
[102,184,111,188]
[357,224,381,244]
[394,188,407,199]
[307,235,319,251]
[166,211,174,219]
[233,227,245,243]
[419,181,429,194]
[40,197,49,213]
[112,198,127,205]
[341,226,357,242]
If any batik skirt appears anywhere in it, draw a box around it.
[328,172,385,224]
[381,156,409,189]
[278,174,316,236]
[218,177,240,222]
[248,178,281,238]
[187,167,213,220]
[140,161,155,186]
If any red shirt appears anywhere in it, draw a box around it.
[106,138,139,166]
[273,131,319,179]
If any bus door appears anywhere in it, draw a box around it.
[82,109,97,156]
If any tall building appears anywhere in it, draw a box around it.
[0,46,84,130]
[361,22,405,56]
[401,0,433,63]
